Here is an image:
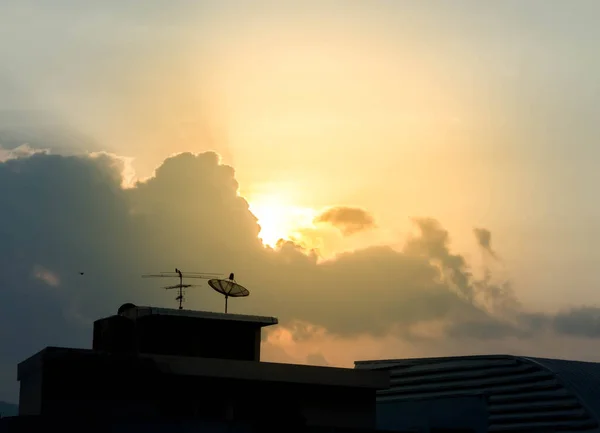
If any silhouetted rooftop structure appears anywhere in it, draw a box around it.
[10,303,391,432]
[93,304,278,361]
[357,354,600,432]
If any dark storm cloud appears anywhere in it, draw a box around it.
[1,150,599,401]
[313,206,376,236]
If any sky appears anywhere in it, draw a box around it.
[2,0,600,402]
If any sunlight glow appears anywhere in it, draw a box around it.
[248,195,317,247]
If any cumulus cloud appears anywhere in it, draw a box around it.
[1,150,600,401]
[0,144,49,162]
[313,206,376,236]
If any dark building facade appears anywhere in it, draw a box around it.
[10,305,600,432]
[9,305,391,432]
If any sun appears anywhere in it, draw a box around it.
[247,194,316,247]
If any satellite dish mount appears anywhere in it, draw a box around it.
[208,273,250,313]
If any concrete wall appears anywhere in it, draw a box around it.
[376,394,488,433]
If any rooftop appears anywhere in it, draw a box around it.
[119,305,278,327]
[354,354,514,370]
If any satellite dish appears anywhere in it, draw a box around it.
[208,273,249,313]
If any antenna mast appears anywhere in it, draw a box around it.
[142,268,222,310]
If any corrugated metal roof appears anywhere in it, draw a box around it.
[525,357,600,425]
[357,355,600,433]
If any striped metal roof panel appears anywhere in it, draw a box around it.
[357,355,600,432]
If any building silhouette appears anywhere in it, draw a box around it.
[6,303,595,431]
[3,304,392,432]
[357,354,600,432]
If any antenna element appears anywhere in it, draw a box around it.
[142,268,223,310]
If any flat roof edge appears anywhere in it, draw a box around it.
[18,347,389,389]
[17,347,54,380]
[355,354,517,368]
[122,306,278,326]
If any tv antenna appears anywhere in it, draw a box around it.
[142,268,223,310]
[208,273,250,313]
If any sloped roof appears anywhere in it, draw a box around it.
[525,357,600,423]
[356,354,600,432]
